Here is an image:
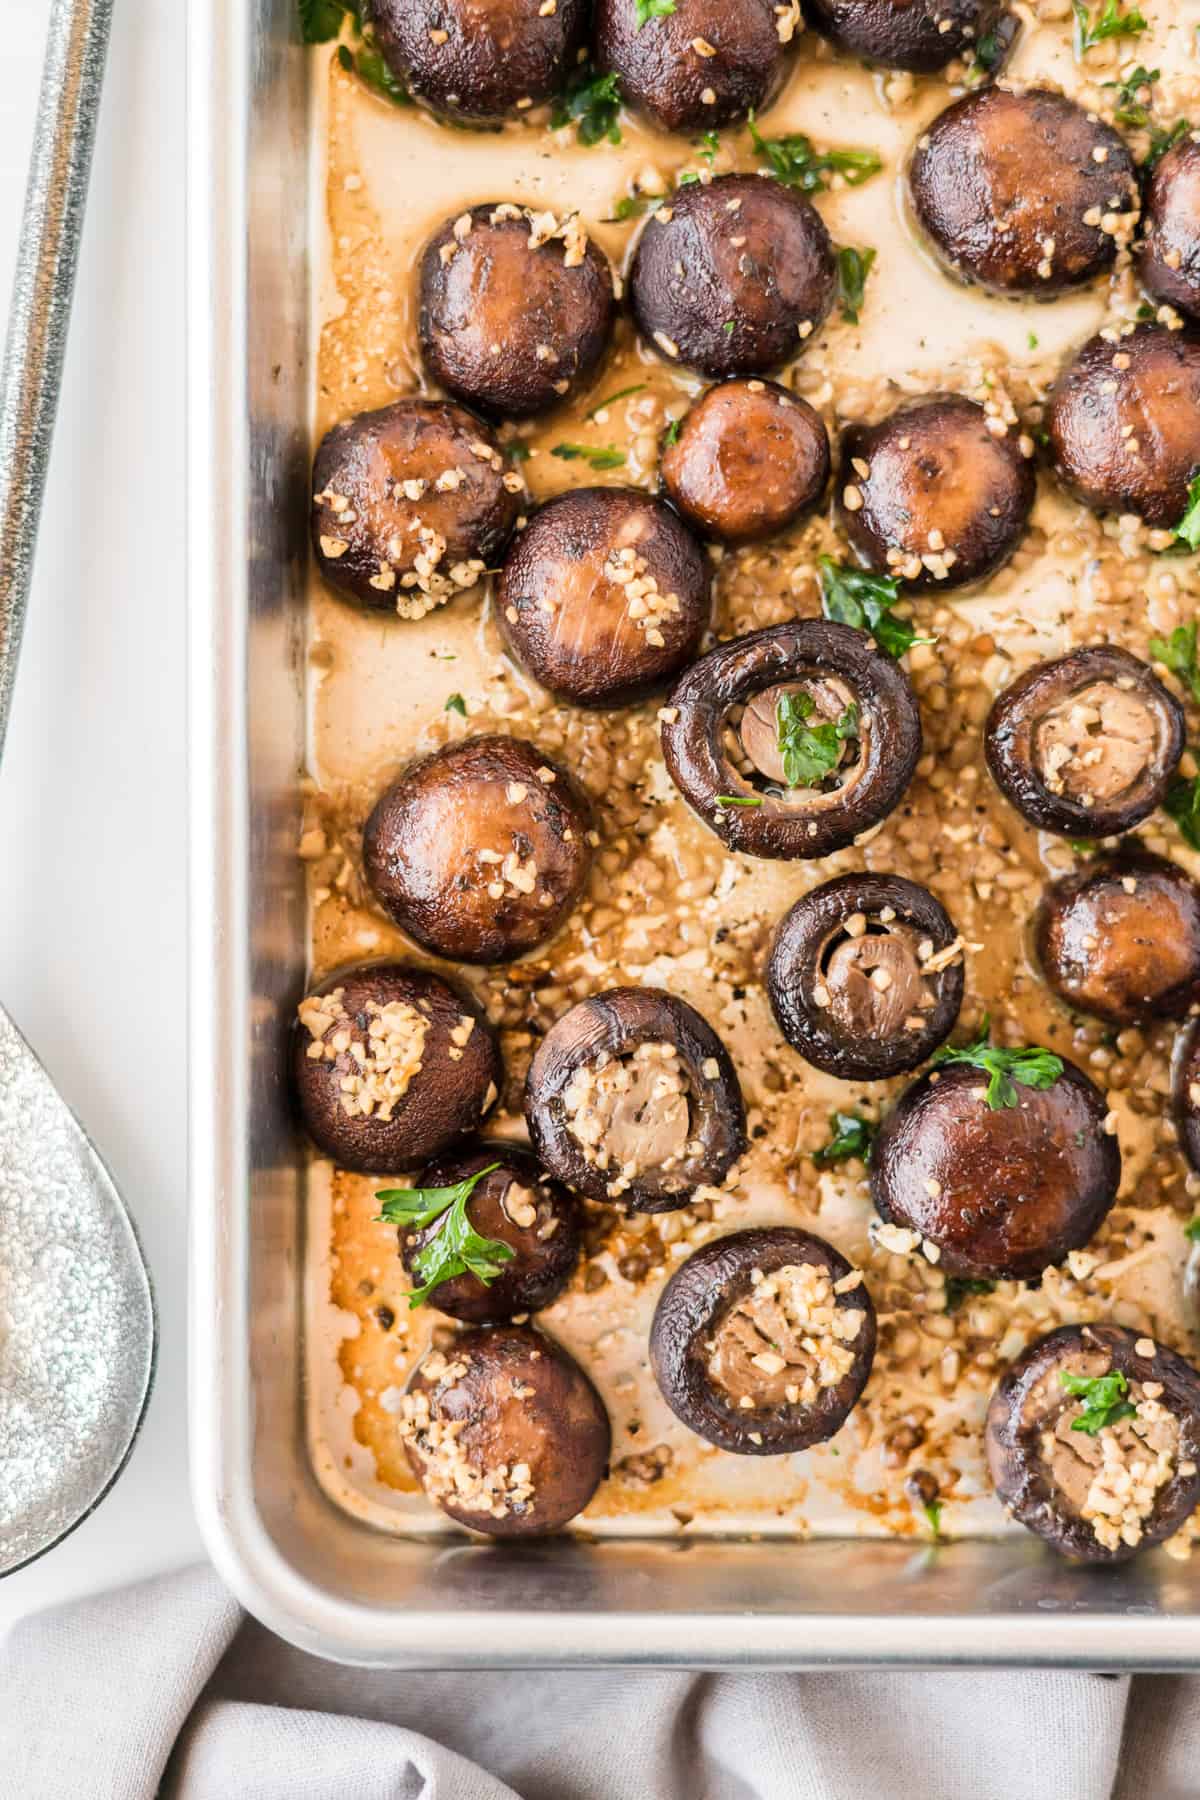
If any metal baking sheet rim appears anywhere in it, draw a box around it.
[185,0,1200,1669]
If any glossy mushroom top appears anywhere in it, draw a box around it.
[650,1227,877,1455]
[804,0,1018,72]
[368,0,589,123]
[870,1053,1120,1280]
[595,0,798,134]
[1047,324,1200,529]
[525,987,747,1212]
[837,396,1036,592]
[1035,853,1200,1027]
[767,872,965,1081]
[362,735,594,965]
[399,1326,611,1536]
[1137,135,1200,323]
[986,1323,1200,1563]
[419,203,617,419]
[660,377,831,544]
[985,645,1184,838]
[395,1141,581,1322]
[292,963,501,1175]
[909,87,1137,294]
[629,174,836,379]
[496,486,710,709]
[660,620,922,860]
[311,399,522,617]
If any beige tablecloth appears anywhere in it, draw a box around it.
[3,1563,1199,1798]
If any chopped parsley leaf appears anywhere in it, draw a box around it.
[300,0,356,42]
[376,1164,514,1308]
[818,556,930,661]
[507,443,531,462]
[698,129,720,165]
[1060,1367,1137,1435]
[836,245,876,325]
[552,442,627,470]
[586,384,647,418]
[1165,773,1200,852]
[1108,64,1159,128]
[930,1016,1064,1111]
[551,65,622,147]
[1149,620,1200,704]
[722,319,736,335]
[1147,118,1192,171]
[944,1277,996,1314]
[715,794,764,808]
[1175,477,1200,552]
[664,417,683,447]
[1028,331,1039,350]
[814,1110,875,1166]
[337,39,410,105]
[444,693,467,716]
[748,113,882,194]
[922,1499,943,1539]
[1067,838,1099,856]
[1073,0,1147,57]
[635,0,676,24]
[776,692,858,789]
[1186,1216,1200,1243]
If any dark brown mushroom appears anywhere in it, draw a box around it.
[1137,136,1200,323]
[1035,853,1200,1027]
[525,987,746,1213]
[803,0,1018,73]
[1047,324,1200,529]
[293,963,502,1175]
[908,88,1138,294]
[660,377,831,544]
[870,1055,1120,1280]
[1173,1019,1200,1176]
[837,396,1036,593]
[496,486,710,708]
[419,204,617,419]
[767,873,965,1079]
[650,1227,876,1454]
[630,174,836,379]
[311,398,522,616]
[986,1323,1200,1563]
[400,1325,610,1536]
[367,0,588,122]
[362,736,594,965]
[397,1141,581,1321]
[660,620,922,860]
[595,0,797,135]
[985,646,1185,839]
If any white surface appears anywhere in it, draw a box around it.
[0,0,195,1625]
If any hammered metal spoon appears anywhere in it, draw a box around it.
[0,0,155,1577]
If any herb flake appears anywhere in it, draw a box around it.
[776,692,858,789]
[715,793,764,808]
[818,556,929,661]
[1060,1367,1137,1435]
[445,693,467,716]
[1165,774,1200,852]
[748,114,882,195]
[1073,0,1147,56]
[1109,64,1159,128]
[376,1164,514,1308]
[551,442,627,470]
[814,1111,875,1167]
[1186,1216,1200,1243]
[635,0,676,23]
[944,1277,996,1314]
[922,1499,943,1539]
[1149,620,1200,704]
[586,384,646,418]
[930,1016,1064,1111]
[836,246,877,325]
[551,65,622,147]
[300,0,356,42]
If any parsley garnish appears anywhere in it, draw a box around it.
[445,693,466,716]
[814,1111,875,1166]
[551,442,627,470]
[748,114,882,194]
[722,319,736,335]
[635,0,676,23]
[664,417,682,447]
[930,1016,1063,1111]
[1109,64,1159,127]
[304,3,410,103]
[338,39,410,105]
[376,1164,514,1309]
[818,557,929,661]
[715,794,764,808]
[776,692,858,789]
[1074,0,1147,56]
[698,129,720,166]
[1147,118,1192,171]
[586,384,646,418]
[1186,1216,1200,1242]
[551,65,622,147]
[922,1499,943,1539]
[1150,621,1200,703]
[1060,1368,1137,1435]
[507,443,531,462]
[607,194,653,220]
[1068,838,1099,856]
[836,246,876,325]
[1172,477,1200,552]
[1165,773,1200,851]
[944,1277,996,1313]
[300,0,355,42]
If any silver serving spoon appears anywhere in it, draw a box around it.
[0,0,155,1577]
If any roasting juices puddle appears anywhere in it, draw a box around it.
[302,3,1200,1543]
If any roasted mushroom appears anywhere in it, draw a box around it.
[908,89,1138,295]
[1174,1019,1200,1176]
[870,1051,1120,1280]
[525,988,747,1212]
[399,1326,610,1536]
[1138,137,1200,323]
[293,964,501,1175]
[419,204,616,419]
[367,0,588,123]
[362,736,593,965]
[1035,854,1200,1027]
[650,1227,876,1455]
[595,0,797,135]
[630,175,836,379]
[803,0,1018,73]
[1047,325,1200,529]
[837,397,1035,592]
[767,873,965,1080]
[660,620,922,859]
[986,1324,1200,1563]
[393,1141,581,1322]
[496,487,710,708]
[985,647,1184,839]
[311,398,522,616]
[660,378,831,544]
